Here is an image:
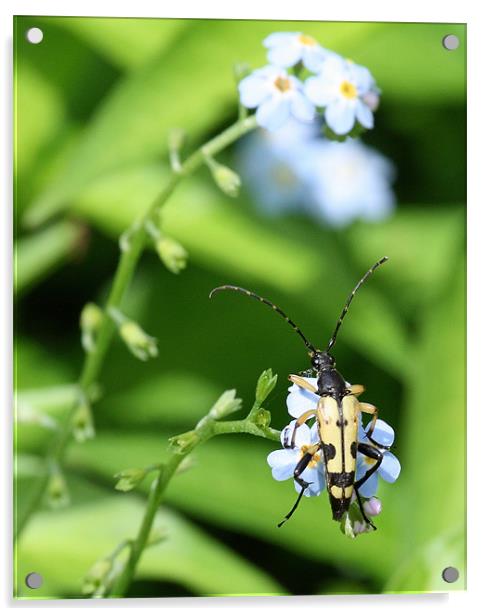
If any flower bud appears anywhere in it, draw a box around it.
[340,499,376,538]
[363,90,380,112]
[253,408,271,430]
[363,496,382,517]
[147,527,167,547]
[156,236,188,274]
[209,389,242,420]
[46,469,70,509]
[82,558,112,596]
[72,401,95,443]
[114,468,147,492]
[168,127,186,153]
[255,368,278,405]
[17,402,58,430]
[80,303,104,353]
[208,161,241,198]
[352,520,369,535]
[168,430,200,454]
[119,321,158,361]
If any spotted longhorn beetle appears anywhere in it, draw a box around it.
[210,257,390,530]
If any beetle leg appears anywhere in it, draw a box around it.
[283,409,316,448]
[354,442,384,531]
[349,384,365,396]
[355,442,383,491]
[288,374,318,393]
[359,402,391,449]
[278,443,321,528]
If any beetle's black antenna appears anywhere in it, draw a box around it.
[210,285,316,353]
[327,257,389,353]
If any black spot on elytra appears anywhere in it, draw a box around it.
[322,443,336,460]
[351,441,357,459]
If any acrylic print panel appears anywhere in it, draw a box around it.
[14,16,466,599]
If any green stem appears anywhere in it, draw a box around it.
[111,405,280,597]
[15,114,258,542]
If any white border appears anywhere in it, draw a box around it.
[2,1,483,615]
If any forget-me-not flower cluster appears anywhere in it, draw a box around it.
[239,32,380,136]
[267,376,400,533]
[238,118,395,227]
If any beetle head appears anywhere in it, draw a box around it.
[309,350,336,372]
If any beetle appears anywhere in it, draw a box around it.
[210,257,390,530]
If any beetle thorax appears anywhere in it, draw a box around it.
[317,367,348,397]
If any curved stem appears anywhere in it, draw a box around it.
[110,406,280,597]
[15,114,258,541]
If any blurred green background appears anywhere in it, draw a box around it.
[14,17,466,598]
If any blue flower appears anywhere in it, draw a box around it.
[267,420,325,497]
[305,56,379,135]
[356,419,401,497]
[297,138,396,227]
[238,66,315,131]
[263,32,335,73]
[286,376,319,418]
[237,119,318,214]
[237,119,395,227]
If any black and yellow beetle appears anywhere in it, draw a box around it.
[210,257,389,530]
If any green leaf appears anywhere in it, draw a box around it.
[59,17,189,70]
[15,338,76,390]
[384,526,465,593]
[344,206,465,313]
[352,23,465,104]
[100,371,221,427]
[390,259,465,591]
[14,62,66,181]
[66,431,401,582]
[15,492,284,598]
[71,163,319,293]
[15,221,83,296]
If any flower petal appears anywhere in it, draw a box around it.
[366,419,395,447]
[281,420,312,449]
[268,44,302,68]
[355,100,374,129]
[304,75,336,106]
[294,422,313,448]
[291,91,315,123]
[286,381,319,418]
[302,46,328,73]
[348,62,374,93]
[378,451,401,483]
[325,100,356,135]
[357,471,378,498]
[263,32,299,47]
[239,74,272,108]
[256,96,291,132]
[296,464,325,496]
[267,448,297,480]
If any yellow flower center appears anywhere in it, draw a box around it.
[363,456,376,466]
[274,76,292,93]
[298,34,317,46]
[340,80,358,100]
[270,163,298,187]
[300,446,321,468]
